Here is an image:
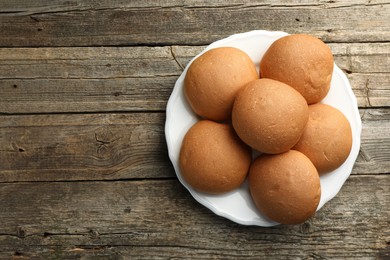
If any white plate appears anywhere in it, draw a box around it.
[165,30,362,226]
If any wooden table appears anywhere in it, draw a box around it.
[0,1,389,259]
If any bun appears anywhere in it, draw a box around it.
[184,47,258,121]
[260,34,334,104]
[232,78,308,154]
[249,150,321,225]
[293,103,353,174]
[179,120,252,194]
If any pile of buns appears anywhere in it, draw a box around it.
[179,34,353,225]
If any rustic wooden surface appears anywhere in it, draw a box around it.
[0,0,389,259]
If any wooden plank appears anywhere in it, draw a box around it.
[0,1,389,47]
[0,43,389,114]
[330,43,390,74]
[0,46,180,78]
[356,109,390,175]
[0,109,388,182]
[0,113,174,182]
[0,46,180,113]
[347,73,390,108]
[2,0,388,13]
[0,77,177,113]
[0,175,388,258]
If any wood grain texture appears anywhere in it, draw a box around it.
[0,1,388,259]
[0,113,172,182]
[356,109,390,175]
[2,0,388,12]
[0,175,388,259]
[0,109,388,182]
[0,1,389,47]
[0,43,389,114]
[0,46,179,113]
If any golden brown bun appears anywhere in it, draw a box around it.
[184,47,258,121]
[232,78,309,154]
[260,34,334,104]
[179,120,252,194]
[293,103,353,174]
[249,150,321,225]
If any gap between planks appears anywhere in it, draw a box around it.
[0,174,386,185]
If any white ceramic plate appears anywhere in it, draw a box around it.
[165,30,362,226]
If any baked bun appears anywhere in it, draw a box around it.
[232,78,309,154]
[249,150,321,225]
[260,34,334,104]
[184,47,258,121]
[293,104,353,174]
[179,120,252,194]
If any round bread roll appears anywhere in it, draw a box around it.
[184,47,258,121]
[179,120,252,194]
[249,150,321,225]
[293,103,353,174]
[232,78,309,154]
[260,34,334,104]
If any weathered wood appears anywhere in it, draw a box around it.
[0,1,389,47]
[347,73,389,108]
[0,43,389,114]
[0,175,388,259]
[0,1,387,259]
[0,46,180,113]
[0,109,388,182]
[2,0,388,13]
[0,77,177,113]
[0,113,173,182]
[330,43,390,107]
[356,109,390,175]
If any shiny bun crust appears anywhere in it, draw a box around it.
[232,78,309,154]
[249,150,321,225]
[184,47,258,121]
[179,120,252,194]
[294,103,353,174]
[260,34,334,104]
